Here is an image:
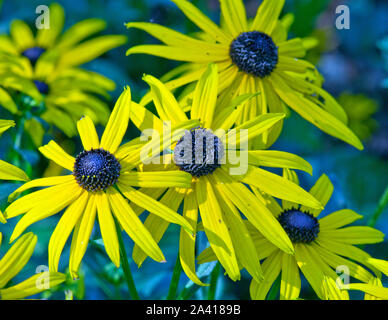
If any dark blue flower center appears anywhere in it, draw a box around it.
[230,31,278,78]
[173,127,224,178]
[278,209,320,243]
[33,80,49,95]
[22,47,46,65]
[73,148,121,192]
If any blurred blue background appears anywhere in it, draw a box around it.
[0,0,387,300]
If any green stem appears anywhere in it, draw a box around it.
[114,217,140,300]
[207,262,221,300]
[166,254,182,300]
[368,184,388,228]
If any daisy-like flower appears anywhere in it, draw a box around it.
[0,2,127,139]
[0,53,115,139]
[126,0,362,150]
[0,2,127,69]
[205,170,385,299]
[121,64,322,284]
[3,88,196,279]
[0,232,65,300]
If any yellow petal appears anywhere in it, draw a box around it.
[220,0,247,36]
[39,140,75,171]
[142,74,188,125]
[221,113,285,147]
[300,174,333,216]
[251,0,285,35]
[191,63,218,128]
[0,89,18,114]
[100,87,131,153]
[36,2,64,47]
[9,182,82,242]
[8,175,73,203]
[0,232,37,288]
[118,171,192,188]
[250,250,282,300]
[320,226,385,245]
[213,169,294,255]
[48,191,89,272]
[96,191,120,268]
[76,115,100,150]
[132,188,185,267]
[69,194,97,278]
[294,244,325,299]
[170,0,231,44]
[269,72,363,150]
[367,258,388,277]
[241,166,322,209]
[107,188,165,263]
[0,160,30,182]
[214,184,264,283]
[10,20,34,50]
[319,209,363,230]
[56,18,106,50]
[0,272,66,300]
[126,22,227,55]
[117,183,194,234]
[126,44,227,63]
[280,252,301,300]
[59,35,127,67]
[196,177,240,281]
[248,150,312,174]
[179,189,207,286]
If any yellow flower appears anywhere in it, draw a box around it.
[3,87,195,279]
[122,64,323,284]
[0,232,65,300]
[199,170,385,299]
[0,2,127,69]
[0,2,127,139]
[126,0,362,150]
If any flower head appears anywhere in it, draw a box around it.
[203,170,386,300]
[126,0,362,150]
[0,2,127,140]
[0,232,65,300]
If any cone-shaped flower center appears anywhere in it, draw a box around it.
[33,80,49,95]
[22,47,46,65]
[173,127,224,178]
[230,31,278,78]
[73,148,121,192]
[278,209,320,243]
